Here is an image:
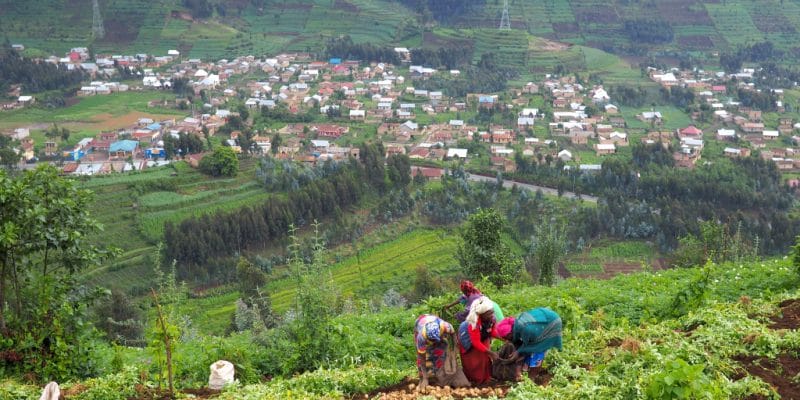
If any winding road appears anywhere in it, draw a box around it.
[431,168,599,203]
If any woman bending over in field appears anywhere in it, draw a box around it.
[495,308,563,381]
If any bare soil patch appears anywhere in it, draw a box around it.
[769,299,800,330]
[363,375,528,400]
[422,32,473,49]
[655,0,712,25]
[277,3,312,10]
[85,111,180,131]
[573,7,620,24]
[734,353,800,400]
[102,17,141,44]
[597,262,643,279]
[333,0,360,14]
[552,22,580,34]
[538,38,571,52]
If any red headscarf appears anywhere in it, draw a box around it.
[460,280,481,296]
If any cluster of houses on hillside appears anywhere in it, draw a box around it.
[644,66,800,169]
[5,44,800,177]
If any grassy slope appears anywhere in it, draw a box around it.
[268,228,460,311]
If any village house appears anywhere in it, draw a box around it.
[349,110,365,121]
[595,143,616,155]
[763,130,780,140]
[385,144,406,158]
[678,125,703,138]
[638,111,663,125]
[607,131,629,146]
[724,147,751,158]
[377,123,399,136]
[408,147,430,160]
[740,122,765,133]
[447,148,468,159]
[109,140,139,160]
[744,135,767,149]
[716,129,737,140]
[411,166,443,180]
[315,124,349,138]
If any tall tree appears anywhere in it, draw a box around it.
[200,146,239,177]
[359,142,386,192]
[456,208,521,287]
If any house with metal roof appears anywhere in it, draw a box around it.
[109,140,139,159]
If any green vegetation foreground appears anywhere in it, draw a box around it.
[3,241,800,397]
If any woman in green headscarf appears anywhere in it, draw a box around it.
[495,307,563,380]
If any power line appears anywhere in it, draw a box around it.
[92,0,105,39]
[499,0,511,30]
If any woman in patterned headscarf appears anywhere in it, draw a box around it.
[414,314,455,391]
[457,296,502,384]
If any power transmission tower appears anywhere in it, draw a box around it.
[499,0,511,30]
[92,0,105,39]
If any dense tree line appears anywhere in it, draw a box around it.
[736,87,778,112]
[323,36,400,64]
[0,48,84,97]
[720,41,782,72]
[258,105,315,123]
[507,143,799,254]
[623,19,674,44]
[163,131,205,159]
[414,53,517,98]
[418,166,500,225]
[753,62,800,89]
[597,151,796,252]
[608,85,649,107]
[410,46,473,69]
[660,85,695,109]
[257,158,340,192]
[183,0,213,18]
[164,143,394,281]
[164,163,364,280]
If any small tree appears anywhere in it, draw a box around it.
[530,222,567,286]
[271,133,282,155]
[456,208,521,287]
[94,290,144,346]
[148,246,185,395]
[279,222,339,373]
[236,257,278,329]
[410,265,442,303]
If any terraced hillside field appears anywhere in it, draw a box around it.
[450,0,800,57]
[7,0,800,62]
[0,0,416,58]
[79,160,269,294]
